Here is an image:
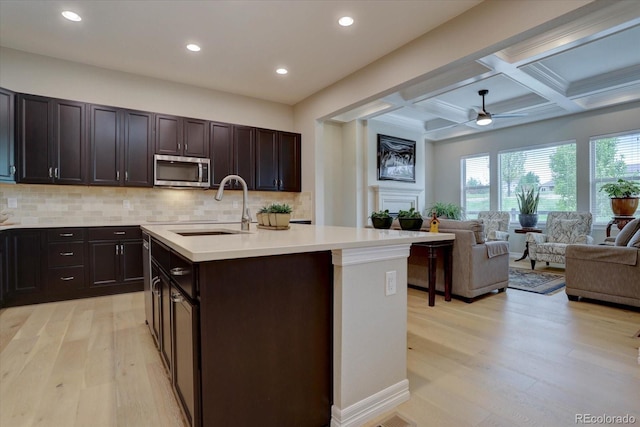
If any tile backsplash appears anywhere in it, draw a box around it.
[0,184,312,225]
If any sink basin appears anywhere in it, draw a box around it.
[172,228,249,236]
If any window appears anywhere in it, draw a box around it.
[499,142,577,223]
[590,130,640,224]
[461,154,490,216]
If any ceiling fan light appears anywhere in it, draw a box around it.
[476,111,492,126]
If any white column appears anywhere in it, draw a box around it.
[330,244,411,427]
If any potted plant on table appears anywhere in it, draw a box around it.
[599,178,640,216]
[397,207,423,231]
[516,186,540,228]
[370,209,393,229]
[428,202,464,220]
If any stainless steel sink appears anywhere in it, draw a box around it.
[172,229,249,236]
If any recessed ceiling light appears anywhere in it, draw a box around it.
[276,68,288,75]
[338,16,354,27]
[61,11,82,22]
[186,44,201,52]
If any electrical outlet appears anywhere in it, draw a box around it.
[385,270,397,296]
[232,201,239,209]
[123,200,131,209]
[8,198,17,209]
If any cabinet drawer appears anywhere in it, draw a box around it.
[48,242,85,267]
[87,226,142,241]
[151,238,171,272]
[47,266,84,292]
[47,228,85,242]
[170,252,196,299]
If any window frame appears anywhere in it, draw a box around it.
[460,153,491,217]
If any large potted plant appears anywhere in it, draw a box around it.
[428,202,464,220]
[516,186,540,228]
[370,209,393,229]
[599,178,640,216]
[397,207,423,231]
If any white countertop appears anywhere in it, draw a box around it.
[142,223,455,262]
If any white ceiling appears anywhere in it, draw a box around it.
[362,2,640,141]
[1,1,639,143]
[0,0,481,105]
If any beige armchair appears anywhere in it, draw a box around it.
[477,211,510,241]
[526,211,593,269]
[407,219,509,301]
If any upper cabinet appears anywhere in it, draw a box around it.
[256,129,301,192]
[232,125,255,190]
[209,122,232,189]
[0,88,16,183]
[156,114,209,158]
[89,105,153,187]
[17,94,86,185]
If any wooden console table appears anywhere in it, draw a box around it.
[606,216,635,237]
[514,228,542,261]
[413,239,454,306]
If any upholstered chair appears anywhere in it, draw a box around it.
[477,211,511,241]
[526,211,593,269]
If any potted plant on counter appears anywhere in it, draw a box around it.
[599,178,640,216]
[516,186,540,228]
[267,203,292,228]
[397,207,423,231]
[256,206,270,226]
[370,209,393,229]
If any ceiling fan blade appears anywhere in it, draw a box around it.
[493,113,528,118]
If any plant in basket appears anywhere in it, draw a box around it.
[397,207,423,231]
[267,203,292,227]
[370,209,393,229]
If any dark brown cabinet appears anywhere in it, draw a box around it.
[156,114,209,158]
[89,105,153,187]
[209,122,232,189]
[6,229,44,304]
[46,228,85,294]
[17,94,86,184]
[232,125,255,190]
[255,129,301,192]
[87,227,143,289]
[0,88,16,183]
[0,232,5,305]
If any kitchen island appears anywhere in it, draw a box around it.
[142,223,454,427]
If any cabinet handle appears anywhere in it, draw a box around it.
[116,170,120,181]
[120,244,124,254]
[49,167,53,178]
[143,240,149,250]
[54,167,59,179]
[60,276,75,281]
[273,179,277,185]
[177,143,181,150]
[115,245,119,255]
[171,292,184,303]
[184,143,188,152]
[59,252,74,256]
[279,179,283,187]
[59,233,74,237]
[10,165,15,176]
[113,231,126,235]
[151,277,161,294]
[170,267,190,276]
[125,171,129,181]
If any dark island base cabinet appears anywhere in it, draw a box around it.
[198,252,332,427]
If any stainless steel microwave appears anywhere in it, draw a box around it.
[154,154,210,188]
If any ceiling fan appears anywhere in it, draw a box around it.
[474,89,527,126]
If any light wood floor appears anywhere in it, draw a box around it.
[1,272,639,427]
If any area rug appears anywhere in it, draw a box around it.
[508,267,565,295]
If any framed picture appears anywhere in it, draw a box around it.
[377,134,416,182]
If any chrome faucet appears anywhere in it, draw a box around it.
[215,175,252,230]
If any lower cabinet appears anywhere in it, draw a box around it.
[148,237,200,427]
[0,226,143,308]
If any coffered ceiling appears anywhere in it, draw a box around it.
[356,2,640,141]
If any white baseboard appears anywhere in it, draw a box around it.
[330,380,410,427]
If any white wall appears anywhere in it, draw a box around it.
[0,47,293,131]
[431,100,640,252]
